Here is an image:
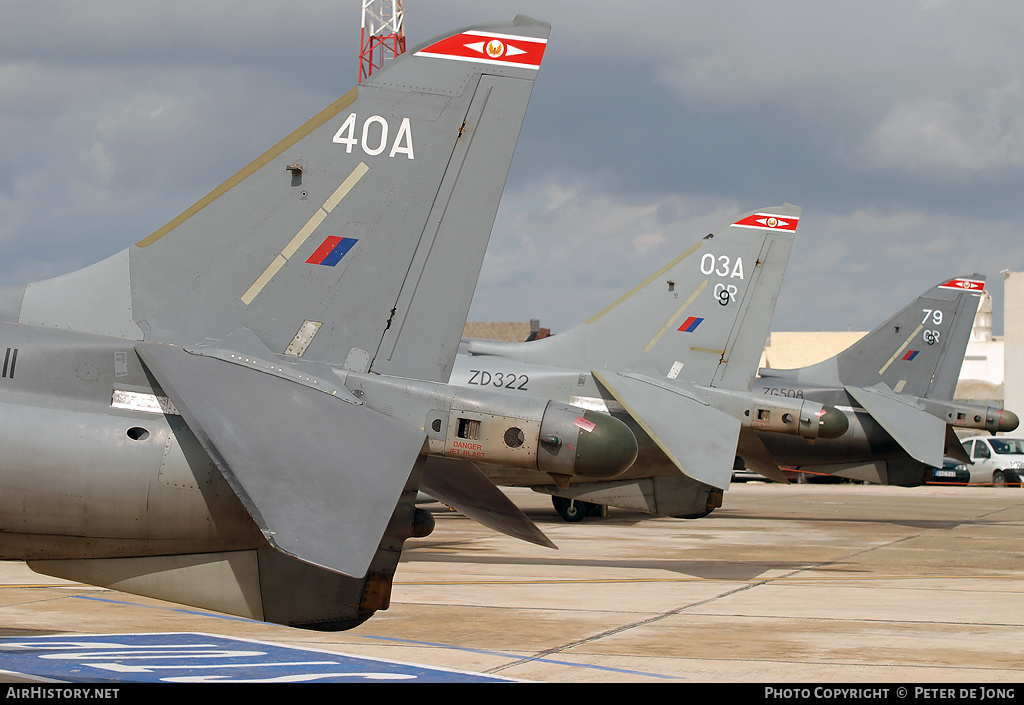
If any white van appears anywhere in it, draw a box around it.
[960,437,1024,486]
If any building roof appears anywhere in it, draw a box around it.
[463,321,534,343]
[761,331,867,369]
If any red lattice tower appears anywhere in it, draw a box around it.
[359,0,406,83]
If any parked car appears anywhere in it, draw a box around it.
[960,437,1024,486]
[928,457,971,485]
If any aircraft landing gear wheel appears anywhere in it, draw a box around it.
[673,509,714,519]
[552,496,586,522]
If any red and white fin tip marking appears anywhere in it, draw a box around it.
[414,30,547,70]
[731,213,799,232]
[938,277,985,292]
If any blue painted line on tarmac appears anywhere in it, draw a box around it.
[70,596,682,681]
[0,634,515,683]
[74,595,258,623]
[357,634,682,680]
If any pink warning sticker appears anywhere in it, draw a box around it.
[573,416,596,433]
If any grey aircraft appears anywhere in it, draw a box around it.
[0,16,646,630]
[752,275,1019,485]
[453,217,1012,521]
[453,205,850,521]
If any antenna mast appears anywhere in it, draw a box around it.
[359,0,406,83]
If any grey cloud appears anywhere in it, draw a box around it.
[1,1,1022,338]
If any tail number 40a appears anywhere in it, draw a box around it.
[333,113,415,159]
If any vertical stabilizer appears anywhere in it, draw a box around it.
[790,275,985,400]
[467,205,799,390]
[22,16,549,384]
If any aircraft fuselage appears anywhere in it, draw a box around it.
[0,321,644,561]
[752,383,903,465]
[448,352,850,517]
[0,322,261,560]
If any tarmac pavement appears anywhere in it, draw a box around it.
[0,482,1022,684]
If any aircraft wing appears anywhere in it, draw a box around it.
[844,384,946,468]
[593,370,740,490]
[137,334,425,578]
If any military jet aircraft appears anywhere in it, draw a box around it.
[0,16,646,630]
[753,275,1019,485]
[454,213,1010,520]
[454,205,850,521]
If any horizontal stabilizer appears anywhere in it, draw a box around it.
[137,337,426,578]
[945,425,972,464]
[845,384,945,468]
[419,458,555,548]
[593,371,740,490]
[736,428,790,483]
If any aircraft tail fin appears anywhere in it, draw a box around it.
[761,276,985,470]
[776,275,985,400]
[19,16,550,383]
[467,205,799,390]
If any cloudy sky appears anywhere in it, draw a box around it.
[2,1,1022,336]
